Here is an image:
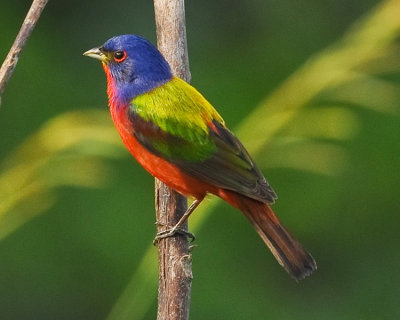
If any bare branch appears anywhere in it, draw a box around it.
[153,0,192,319]
[154,181,192,320]
[0,0,48,106]
[154,0,191,82]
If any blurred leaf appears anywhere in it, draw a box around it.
[324,75,400,113]
[261,140,349,176]
[283,107,360,141]
[237,0,400,157]
[106,248,158,320]
[0,109,124,241]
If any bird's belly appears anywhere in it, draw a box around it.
[110,106,211,199]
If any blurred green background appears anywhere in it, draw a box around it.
[1,0,400,319]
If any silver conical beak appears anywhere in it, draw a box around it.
[83,47,108,62]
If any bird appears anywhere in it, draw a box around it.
[83,34,316,280]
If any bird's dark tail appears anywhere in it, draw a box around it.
[223,191,317,280]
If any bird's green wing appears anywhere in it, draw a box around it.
[130,77,277,204]
[178,119,277,204]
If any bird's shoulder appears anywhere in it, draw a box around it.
[131,76,224,136]
[127,77,223,161]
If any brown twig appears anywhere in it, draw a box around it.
[0,0,48,106]
[153,0,192,319]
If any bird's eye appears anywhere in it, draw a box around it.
[113,51,127,62]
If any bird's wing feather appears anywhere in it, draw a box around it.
[129,77,277,204]
[177,120,277,203]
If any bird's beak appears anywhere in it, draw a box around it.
[83,47,109,62]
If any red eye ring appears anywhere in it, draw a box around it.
[113,50,127,62]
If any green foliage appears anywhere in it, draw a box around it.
[0,110,124,240]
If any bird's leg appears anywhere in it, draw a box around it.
[153,198,203,244]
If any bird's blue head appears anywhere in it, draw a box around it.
[84,34,173,104]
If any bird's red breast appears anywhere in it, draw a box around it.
[103,64,213,200]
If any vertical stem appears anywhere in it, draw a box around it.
[154,0,191,81]
[153,1,192,320]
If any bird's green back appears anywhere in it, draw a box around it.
[131,77,224,162]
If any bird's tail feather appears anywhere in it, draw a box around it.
[225,192,317,280]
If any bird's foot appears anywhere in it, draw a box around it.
[153,226,195,245]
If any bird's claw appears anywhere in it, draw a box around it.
[153,227,195,245]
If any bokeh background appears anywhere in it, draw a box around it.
[1,0,400,319]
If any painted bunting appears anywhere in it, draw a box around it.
[84,34,316,280]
